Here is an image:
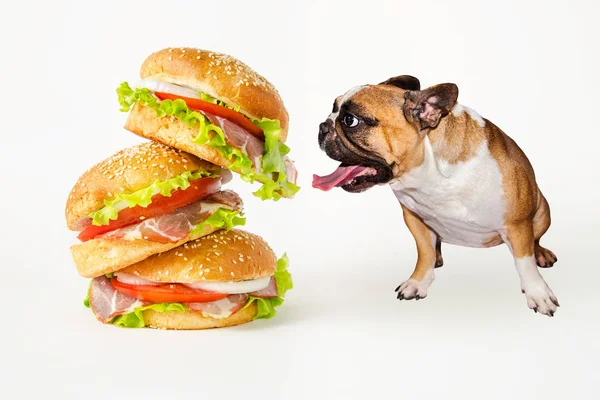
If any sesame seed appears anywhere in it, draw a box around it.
[168,56,172,61]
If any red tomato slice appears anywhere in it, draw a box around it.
[78,177,221,242]
[155,92,265,140]
[111,278,228,303]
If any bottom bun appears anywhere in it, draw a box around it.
[71,224,223,278]
[143,302,258,330]
[125,103,232,172]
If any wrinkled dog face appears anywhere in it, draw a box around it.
[316,75,458,192]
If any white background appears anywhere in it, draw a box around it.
[1,0,599,398]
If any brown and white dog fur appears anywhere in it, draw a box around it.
[316,76,559,316]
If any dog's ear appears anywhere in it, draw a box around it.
[380,75,420,91]
[403,83,458,130]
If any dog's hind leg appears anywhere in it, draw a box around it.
[505,221,559,316]
[533,191,557,268]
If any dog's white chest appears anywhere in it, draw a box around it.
[390,139,506,247]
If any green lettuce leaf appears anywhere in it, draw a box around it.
[243,253,293,319]
[189,208,246,236]
[112,303,187,328]
[89,169,217,226]
[117,82,299,201]
[255,118,288,174]
[83,283,91,308]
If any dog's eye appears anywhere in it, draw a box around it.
[342,114,359,128]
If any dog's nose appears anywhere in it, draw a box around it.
[318,122,331,146]
[319,122,330,136]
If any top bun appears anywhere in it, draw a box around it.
[65,141,222,230]
[118,229,277,283]
[140,47,289,142]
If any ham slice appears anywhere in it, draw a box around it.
[89,276,141,323]
[186,294,249,319]
[248,277,278,298]
[203,111,300,189]
[204,112,265,170]
[285,158,298,185]
[204,190,243,210]
[101,190,242,243]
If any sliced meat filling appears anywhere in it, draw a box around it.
[101,190,242,243]
[248,277,278,298]
[204,112,265,170]
[89,276,141,323]
[186,294,249,319]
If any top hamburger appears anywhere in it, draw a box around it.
[117,47,299,201]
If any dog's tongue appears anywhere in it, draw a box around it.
[312,165,368,191]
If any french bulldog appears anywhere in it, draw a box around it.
[313,75,559,316]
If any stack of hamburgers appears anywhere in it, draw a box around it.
[65,48,297,329]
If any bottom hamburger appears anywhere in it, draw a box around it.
[84,229,292,329]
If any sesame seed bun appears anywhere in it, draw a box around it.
[142,302,257,330]
[139,47,288,141]
[71,219,229,278]
[118,229,277,283]
[65,141,223,231]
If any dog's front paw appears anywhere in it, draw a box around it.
[395,279,432,300]
[522,280,560,317]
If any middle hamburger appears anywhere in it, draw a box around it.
[66,141,245,278]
